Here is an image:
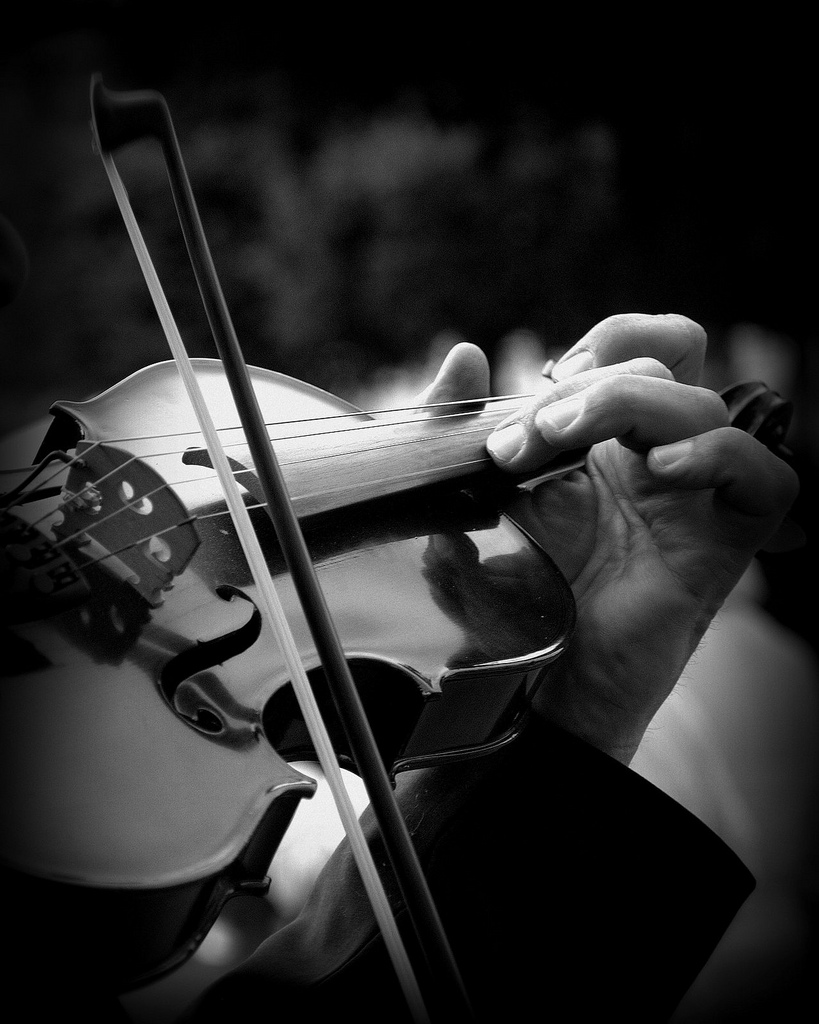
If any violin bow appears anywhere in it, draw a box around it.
[89,75,472,1023]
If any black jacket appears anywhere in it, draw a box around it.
[184,717,754,1023]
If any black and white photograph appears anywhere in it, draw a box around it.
[2,6,817,1022]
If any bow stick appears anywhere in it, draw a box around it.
[90,75,473,1022]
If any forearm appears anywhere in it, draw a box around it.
[184,716,754,1023]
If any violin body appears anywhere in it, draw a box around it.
[0,360,574,988]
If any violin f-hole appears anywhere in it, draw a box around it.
[159,584,262,735]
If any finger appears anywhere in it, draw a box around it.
[647,426,800,529]
[487,358,678,472]
[415,341,490,416]
[534,375,730,455]
[550,313,707,386]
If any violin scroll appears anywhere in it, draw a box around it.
[721,380,793,458]
[720,380,803,552]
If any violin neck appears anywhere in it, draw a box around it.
[273,401,519,519]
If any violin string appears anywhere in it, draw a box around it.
[271,455,491,510]
[1,393,526,502]
[0,451,78,507]
[19,442,494,577]
[50,477,179,551]
[19,413,494,529]
[1,440,105,500]
[67,391,530,451]
[26,446,143,531]
[9,411,501,551]
[6,410,483,506]
[71,514,198,570]
[4,402,513,526]
[265,420,496,467]
[82,399,521,464]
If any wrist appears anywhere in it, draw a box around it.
[533,599,715,764]
[531,663,656,765]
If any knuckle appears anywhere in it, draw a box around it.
[622,356,675,381]
[595,312,646,338]
[663,313,708,354]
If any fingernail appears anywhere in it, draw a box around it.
[651,439,694,467]
[487,422,526,462]
[536,395,584,432]
[551,350,593,381]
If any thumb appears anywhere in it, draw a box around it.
[415,342,490,415]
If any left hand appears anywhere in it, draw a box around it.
[419,314,799,762]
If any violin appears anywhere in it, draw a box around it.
[0,77,796,1019]
[0,354,577,977]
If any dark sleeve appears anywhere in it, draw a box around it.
[183,717,755,1023]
